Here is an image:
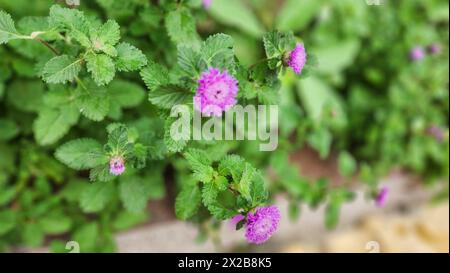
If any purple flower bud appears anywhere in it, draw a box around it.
[427,125,445,142]
[287,43,307,75]
[410,46,425,61]
[229,214,245,229]
[194,68,238,117]
[245,205,281,244]
[202,0,212,9]
[109,156,125,176]
[428,43,442,55]
[375,186,389,207]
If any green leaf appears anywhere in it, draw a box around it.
[165,8,200,46]
[0,10,26,44]
[109,80,145,108]
[22,223,44,247]
[48,5,91,47]
[115,42,147,72]
[75,82,110,121]
[92,20,120,47]
[201,33,235,71]
[33,106,80,145]
[175,183,201,220]
[119,176,150,213]
[86,53,115,86]
[0,210,16,235]
[184,148,214,183]
[113,211,149,231]
[0,119,19,141]
[218,155,245,181]
[297,76,347,127]
[338,151,357,177]
[277,0,323,32]
[80,182,115,213]
[177,45,202,78]
[209,0,265,38]
[39,215,72,235]
[314,40,360,74]
[307,127,332,159]
[140,60,170,91]
[148,84,191,109]
[202,186,236,220]
[55,138,108,170]
[164,117,189,153]
[263,30,295,60]
[42,55,82,84]
[325,203,340,230]
[7,80,44,113]
[89,164,116,182]
[237,163,255,201]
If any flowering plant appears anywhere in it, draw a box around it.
[0,0,448,252]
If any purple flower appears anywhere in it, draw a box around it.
[229,214,245,229]
[245,205,281,244]
[375,186,389,207]
[287,43,307,75]
[428,43,442,55]
[427,125,445,142]
[194,68,238,117]
[109,156,125,176]
[410,46,425,61]
[202,0,212,9]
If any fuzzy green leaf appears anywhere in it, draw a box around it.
[140,60,170,91]
[33,106,80,145]
[80,182,115,213]
[119,176,150,213]
[42,55,82,84]
[55,138,108,170]
[0,10,26,44]
[148,84,191,109]
[86,53,115,86]
[175,183,201,220]
[115,42,147,72]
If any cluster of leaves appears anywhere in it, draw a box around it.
[0,0,448,252]
[176,149,268,222]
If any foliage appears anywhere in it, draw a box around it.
[0,0,448,252]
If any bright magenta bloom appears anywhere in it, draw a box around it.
[194,68,238,117]
[245,205,280,244]
[109,156,125,176]
[287,43,307,75]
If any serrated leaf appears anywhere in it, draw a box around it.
[263,30,295,60]
[0,10,26,44]
[164,117,189,153]
[184,148,214,183]
[34,106,80,145]
[55,138,108,170]
[218,154,245,181]
[115,42,147,72]
[201,33,235,71]
[148,84,191,109]
[75,81,110,121]
[80,182,115,213]
[86,53,115,86]
[119,176,150,213]
[175,183,201,220]
[48,5,91,47]
[140,60,169,91]
[89,164,116,182]
[165,8,200,46]
[238,163,254,201]
[42,55,82,84]
[92,19,120,47]
[177,45,202,78]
